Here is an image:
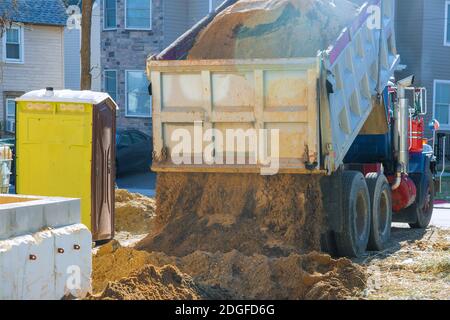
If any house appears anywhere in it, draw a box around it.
[64,0,101,91]
[0,0,67,135]
[100,0,223,135]
[396,0,450,141]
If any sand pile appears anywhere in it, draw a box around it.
[136,173,324,257]
[92,243,366,300]
[188,0,359,60]
[91,241,235,300]
[92,240,154,293]
[96,265,202,300]
[147,250,367,299]
[115,189,156,234]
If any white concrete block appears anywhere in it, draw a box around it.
[42,199,80,228]
[0,205,45,240]
[0,195,91,300]
[0,231,55,300]
[0,225,92,300]
[0,196,81,240]
[0,235,35,299]
[22,230,55,300]
[53,224,92,299]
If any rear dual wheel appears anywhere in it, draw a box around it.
[366,173,392,251]
[335,171,371,257]
[334,171,392,257]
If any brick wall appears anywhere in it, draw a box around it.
[100,0,164,136]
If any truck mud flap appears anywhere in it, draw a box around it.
[320,170,344,233]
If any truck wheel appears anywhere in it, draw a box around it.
[335,171,371,257]
[365,173,392,251]
[409,170,434,229]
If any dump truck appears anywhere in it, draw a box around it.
[146,0,437,257]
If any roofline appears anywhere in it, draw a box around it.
[11,20,67,27]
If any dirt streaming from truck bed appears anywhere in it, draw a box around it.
[91,243,366,300]
[91,173,370,300]
[136,173,324,257]
[90,178,368,300]
[188,0,358,60]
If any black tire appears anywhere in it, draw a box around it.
[366,173,392,251]
[409,169,434,229]
[335,171,371,257]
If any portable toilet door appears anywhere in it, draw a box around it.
[91,101,116,241]
[15,89,117,241]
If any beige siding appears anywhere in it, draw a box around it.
[163,0,189,47]
[396,0,450,135]
[164,0,225,48]
[0,24,65,126]
[188,0,209,26]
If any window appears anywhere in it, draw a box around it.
[209,0,220,13]
[104,70,118,102]
[125,0,152,30]
[446,1,450,46]
[5,99,16,133]
[4,26,23,63]
[209,0,213,13]
[104,0,117,29]
[434,80,450,128]
[125,70,151,118]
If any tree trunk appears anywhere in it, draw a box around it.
[80,0,93,90]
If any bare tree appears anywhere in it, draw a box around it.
[80,0,93,90]
[0,0,17,37]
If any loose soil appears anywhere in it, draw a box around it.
[94,174,365,300]
[136,173,324,257]
[95,264,204,300]
[92,243,367,300]
[188,0,359,60]
[100,178,367,300]
[92,240,152,293]
[95,187,448,300]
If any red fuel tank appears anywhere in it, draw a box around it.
[388,175,417,212]
[409,118,424,153]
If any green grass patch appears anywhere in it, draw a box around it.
[435,176,450,201]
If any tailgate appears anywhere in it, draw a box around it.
[148,58,322,174]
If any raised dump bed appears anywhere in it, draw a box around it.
[144,0,405,259]
[149,0,399,174]
[0,195,91,300]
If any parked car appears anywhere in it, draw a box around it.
[116,129,153,176]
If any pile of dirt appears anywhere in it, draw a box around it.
[115,189,156,234]
[136,173,324,257]
[92,240,154,293]
[91,243,366,300]
[93,264,228,300]
[188,0,359,60]
[146,250,367,300]
[93,264,197,300]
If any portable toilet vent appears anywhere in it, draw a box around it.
[15,89,118,241]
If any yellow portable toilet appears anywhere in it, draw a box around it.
[15,88,117,241]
